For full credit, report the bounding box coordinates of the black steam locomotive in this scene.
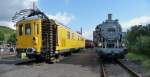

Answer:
[93,14,127,60]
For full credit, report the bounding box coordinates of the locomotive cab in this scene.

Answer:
[16,18,42,59]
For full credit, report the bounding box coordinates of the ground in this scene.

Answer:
[127,52,150,70]
[0,49,99,77]
[0,49,149,77]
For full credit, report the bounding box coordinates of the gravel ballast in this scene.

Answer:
[0,48,149,77]
[0,49,99,77]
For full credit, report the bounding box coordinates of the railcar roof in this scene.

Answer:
[16,16,85,38]
[53,19,84,38]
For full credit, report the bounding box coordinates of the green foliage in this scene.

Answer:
[0,31,5,44]
[126,24,150,70]
[127,53,150,70]
[0,26,15,43]
[126,24,150,56]
[7,33,16,44]
[135,36,150,54]
[0,26,15,34]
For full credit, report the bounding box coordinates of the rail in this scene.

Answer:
[116,59,142,77]
[100,62,107,77]
[100,59,142,77]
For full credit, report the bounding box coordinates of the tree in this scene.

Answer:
[126,24,150,56]
[0,31,4,44]
[135,36,150,55]
[7,33,16,45]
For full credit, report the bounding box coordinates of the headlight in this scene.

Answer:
[55,51,59,54]
[122,43,125,47]
[33,37,37,45]
[33,37,36,40]
[32,48,36,52]
[98,43,102,46]
[26,48,35,54]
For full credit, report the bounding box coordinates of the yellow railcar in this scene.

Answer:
[16,14,85,61]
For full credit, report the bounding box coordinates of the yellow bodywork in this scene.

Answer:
[16,18,42,54]
[56,23,85,52]
[16,18,85,56]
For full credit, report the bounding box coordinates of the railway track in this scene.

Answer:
[100,59,142,77]
[100,63,107,77]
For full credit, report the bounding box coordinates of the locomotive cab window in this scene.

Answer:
[108,28,115,32]
[25,23,31,35]
[18,24,23,36]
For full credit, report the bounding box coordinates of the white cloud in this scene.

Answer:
[0,0,38,29]
[0,21,15,29]
[82,27,94,40]
[48,12,75,25]
[0,0,74,29]
[121,16,150,31]
[84,16,150,39]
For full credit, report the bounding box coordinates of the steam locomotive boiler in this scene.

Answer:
[93,14,127,59]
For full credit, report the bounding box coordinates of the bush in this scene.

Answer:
[135,36,150,55]
[7,33,16,44]
[126,24,150,56]
[0,31,4,44]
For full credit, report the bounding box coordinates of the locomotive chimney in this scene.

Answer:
[108,13,112,20]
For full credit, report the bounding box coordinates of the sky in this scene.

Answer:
[0,0,150,40]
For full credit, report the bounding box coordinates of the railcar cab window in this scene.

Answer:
[37,24,39,34]
[25,23,31,35]
[18,24,23,36]
[34,23,39,35]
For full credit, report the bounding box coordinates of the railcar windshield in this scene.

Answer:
[25,23,31,35]
[18,24,23,36]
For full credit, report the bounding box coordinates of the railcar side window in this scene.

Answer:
[18,24,23,36]
[72,33,74,39]
[34,23,36,34]
[78,36,80,40]
[25,23,31,35]
[37,24,39,34]
[67,31,70,39]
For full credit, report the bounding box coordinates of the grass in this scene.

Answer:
[127,52,150,70]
